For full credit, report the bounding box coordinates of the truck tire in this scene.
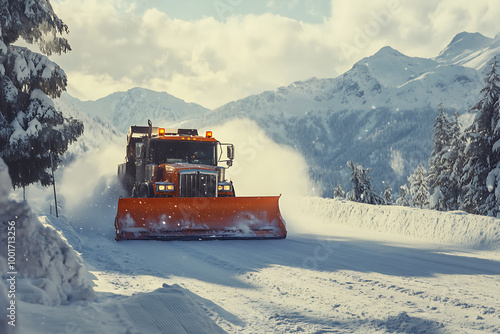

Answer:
[138,183,153,198]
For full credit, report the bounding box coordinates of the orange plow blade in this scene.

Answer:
[115,196,287,241]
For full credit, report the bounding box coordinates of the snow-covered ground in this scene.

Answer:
[11,195,500,334]
[3,120,500,333]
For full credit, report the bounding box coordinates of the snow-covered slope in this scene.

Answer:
[360,46,438,88]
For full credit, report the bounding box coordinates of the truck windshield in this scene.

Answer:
[154,140,217,166]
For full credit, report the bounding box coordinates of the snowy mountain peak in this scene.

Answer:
[357,46,437,87]
[438,32,492,60]
[450,31,491,47]
[118,87,187,106]
[373,46,406,58]
[436,32,499,70]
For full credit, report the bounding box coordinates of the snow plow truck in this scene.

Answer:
[114,121,287,241]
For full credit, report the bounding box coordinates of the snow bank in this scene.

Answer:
[0,158,94,308]
[299,197,500,250]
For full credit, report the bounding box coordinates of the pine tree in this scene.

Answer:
[0,0,83,189]
[408,164,430,209]
[428,104,454,211]
[383,185,393,205]
[346,161,385,205]
[333,184,345,198]
[460,57,500,216]
[447,112,466,210]
[395,184,410,206]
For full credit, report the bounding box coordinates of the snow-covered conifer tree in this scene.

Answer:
[0,0,83,190]
[395,184,410,206]
[428,104,453,211]
[346,161,385,205]
[408,164,430,209]
[447,112,466,211]
[383,185,393,205]
[460,57,500,216]
[333,184,345,198]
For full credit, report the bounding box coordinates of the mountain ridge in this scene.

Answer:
[66,87,210,133]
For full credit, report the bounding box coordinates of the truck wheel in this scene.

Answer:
[138,183,153,198]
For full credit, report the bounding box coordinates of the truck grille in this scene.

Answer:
[179,171,217,197]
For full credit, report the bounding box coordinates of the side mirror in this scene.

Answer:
[227,145,235,160]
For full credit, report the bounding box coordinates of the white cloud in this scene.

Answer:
[429,0,500,39]
[328,0,500,62]
[49,0,500,108]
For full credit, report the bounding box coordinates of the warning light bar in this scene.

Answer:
[159,128,165,135]
[206,131,213,138]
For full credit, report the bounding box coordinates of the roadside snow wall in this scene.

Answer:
[299,197,500,250]
[0,158,94,312]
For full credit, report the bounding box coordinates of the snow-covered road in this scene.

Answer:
[74,224,500,334]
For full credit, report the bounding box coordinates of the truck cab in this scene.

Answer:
[118,122,235,198]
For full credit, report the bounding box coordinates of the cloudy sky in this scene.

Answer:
[47,0,500,109]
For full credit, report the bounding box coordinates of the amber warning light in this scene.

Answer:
[206,131,213,138]
[159,128,165,135]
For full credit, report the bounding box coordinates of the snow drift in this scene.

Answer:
[298,197,500,250]
[0,158,94,308]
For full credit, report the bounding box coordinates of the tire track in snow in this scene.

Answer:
[182,238,500,333]
[320,270,500,333]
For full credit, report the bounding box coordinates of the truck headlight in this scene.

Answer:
[218,183,232,191]
[156,182,175,192]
